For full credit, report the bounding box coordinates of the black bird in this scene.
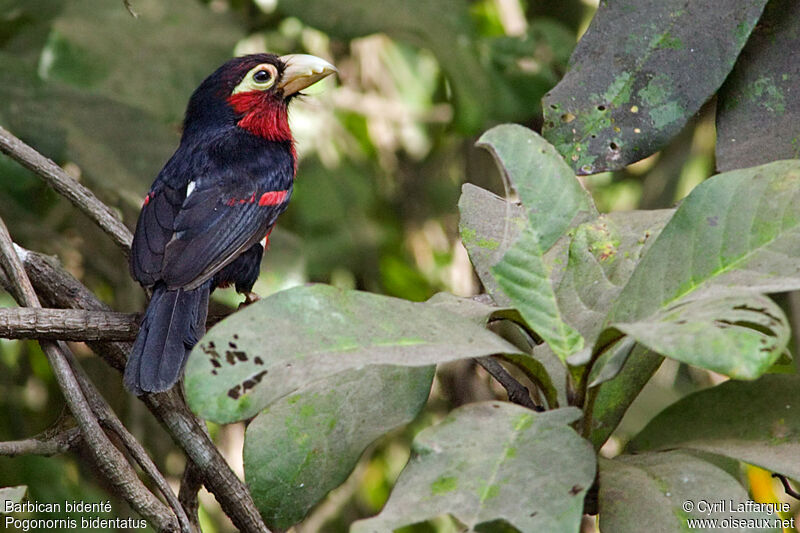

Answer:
[125,53,336,395]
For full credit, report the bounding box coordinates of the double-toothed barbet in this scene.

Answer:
[125,53,336,395]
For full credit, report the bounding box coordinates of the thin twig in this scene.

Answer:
[179,460,204,531]
[123,0,139,17]
[772,473,800,500]
[0,427,82,457]
[0,125,132,254]
[0,308,139,340]
[476,356,542,411]
[1,245,270,532]
[0,217,178,532]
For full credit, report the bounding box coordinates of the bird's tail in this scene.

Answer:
[124,282,209,395]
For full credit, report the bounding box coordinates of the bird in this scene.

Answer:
[124,53,337,395]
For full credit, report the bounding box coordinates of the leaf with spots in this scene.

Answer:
[599,451,778,533]
[244,365,433,530]
[477,124,596,362]
[610,292,789,380]
[588,160,800,446]
[184,284,523,423]
[351,404,595,532]
[543,0,767,174]
[629,375,800,480]
[716,0,800,171]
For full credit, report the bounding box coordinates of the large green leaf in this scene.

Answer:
[184,285,523,423]
[717,0,800,171]
[630,375,800,479]
[599,452,778,533]
[479,124,596,362]
[244,365,433,530]
[43,0,242,124]
[612,292,789,380]
[277,0,520,131]
[543,0,767,174]
[351,404,595,532]
[590,160,800,445]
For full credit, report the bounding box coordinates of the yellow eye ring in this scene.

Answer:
[232,63,279,94]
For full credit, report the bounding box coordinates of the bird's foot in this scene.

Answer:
[239,291,261,308]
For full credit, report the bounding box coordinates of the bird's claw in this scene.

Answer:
[240,291,261,308]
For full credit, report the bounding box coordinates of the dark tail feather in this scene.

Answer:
[124,282,210,395]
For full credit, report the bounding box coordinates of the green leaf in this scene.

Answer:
[556,209,672,360]
[478,124,596,362]
[717,0,800,171]
[43,0,242,123]
[543,0,767,174]
[185,285,523,423]
[351,404,595,533]
[630,374,800,479]
[244,365,433,529]
[276,0,521,131]
[0,485,27,512]
[590,160,800,445]
[599,452,779,533]
[612,292,789,379]
[458,184,528,306]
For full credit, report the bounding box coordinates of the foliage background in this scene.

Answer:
[0,0,796,531]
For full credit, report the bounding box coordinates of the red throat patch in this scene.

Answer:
[227,91,298,176]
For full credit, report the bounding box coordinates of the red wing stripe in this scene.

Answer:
[258,190,289,206]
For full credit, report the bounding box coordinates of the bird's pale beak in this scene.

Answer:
[278,54,337,96]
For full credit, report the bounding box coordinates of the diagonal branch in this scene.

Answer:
[1,245,270,533]
[0,217,178,531]
[475,356,542,411]
[0,125,133,254]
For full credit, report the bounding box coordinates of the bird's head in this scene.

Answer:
[183,53,336,142]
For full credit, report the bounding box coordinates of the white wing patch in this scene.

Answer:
[186,180,196,198]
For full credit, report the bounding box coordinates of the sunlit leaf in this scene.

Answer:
[352,404,595,532]
[543,0,766,174]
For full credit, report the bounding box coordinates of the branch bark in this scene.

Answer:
[0,125,132,254]
[0,427,82,457]
[0,217,178,532]
[1,245,270,533]
[0,307,139,340]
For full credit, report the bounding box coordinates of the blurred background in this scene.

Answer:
[1,0,792,531]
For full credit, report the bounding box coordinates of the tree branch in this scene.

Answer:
[772,473,800,500]
[1,245,270,533]
[0,427,82,457]
[0,125,132,254]
[0,307,139,340]
[0,217,178,531]
[476,356,542,411]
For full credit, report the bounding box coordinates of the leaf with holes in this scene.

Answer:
[610,293,789,379]
[245,365,433,529]
[351,404,595,533]
[589,160,800,445]
[599,452,778,533]
[716,0,800,171]
[543,0,766,174]
[478,124,596,362]
[630,375,800,480]
[184,284,523,423]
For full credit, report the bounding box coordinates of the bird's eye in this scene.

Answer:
[253,70,272,84]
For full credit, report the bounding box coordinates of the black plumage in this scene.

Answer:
[125,53,335,394]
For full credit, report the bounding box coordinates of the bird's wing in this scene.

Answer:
[160,169,291,290]
[130,136,294,290]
